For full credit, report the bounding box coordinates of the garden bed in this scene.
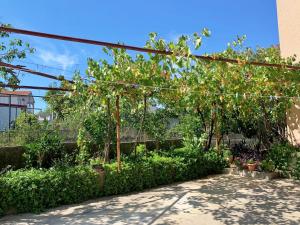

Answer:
[0,148,227,216]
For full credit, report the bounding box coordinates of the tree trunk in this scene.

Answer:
[259,100,272,149]
[205,107,215,151]
[197,106,207,131]
[215,109,221,153]
[216,132,223,153]
[216,101,225,153]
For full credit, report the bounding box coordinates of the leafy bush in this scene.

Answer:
[136,144,147,156]
[23,129,65,168]
[174,114,204,141]
[76,109,116,163]
[0,147,227,216]
[89,157,105,167]
[182,133,208,150]
[260,159,275,172]
[0,166,101,215]
[51,152,77,169]
[103,155,181,195]
[103,149,227,196]
[8,112,42,146]
[143,109,172,149]
[223,148,233,159]
[204,150,228,174]
[292,158,300,180]
[266,143,297,175]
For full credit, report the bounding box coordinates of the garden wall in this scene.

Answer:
[0,139,183,170]
[0,146,24,170]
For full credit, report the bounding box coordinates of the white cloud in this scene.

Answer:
[167,31,190,43]
[169,33,182,43]
[38,49,77,70]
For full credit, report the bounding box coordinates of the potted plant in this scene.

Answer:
[247,159,257,172]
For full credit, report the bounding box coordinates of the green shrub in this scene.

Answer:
[146,154,186,185]
[266,143,297,175]
[0,147,227,216]
[292,159,300,180]
[204,150,228,174]
[103,149,226,196]
[13,112,41,145]
[136,144,147,156]
[260,159,275,172]
[182,133,208,150]
[23,130,65,168]
[0,166,101,215]
[169,147,200,158]
[169,147,227,177]
[103,162,150,195]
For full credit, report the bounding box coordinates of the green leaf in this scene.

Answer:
[202,28,211,37]
[194,37,202,50]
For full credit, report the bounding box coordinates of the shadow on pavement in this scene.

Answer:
[1,175,300,225]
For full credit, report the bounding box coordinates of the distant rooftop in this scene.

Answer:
[0,90,32,96]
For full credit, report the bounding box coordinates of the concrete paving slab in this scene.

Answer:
[1,175,300,225]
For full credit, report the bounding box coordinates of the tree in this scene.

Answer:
[44,83,75,119]
[14,112,41,144]
[60,29,300,168]
[0,23,34,86]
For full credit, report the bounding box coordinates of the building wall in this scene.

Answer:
[0,107,23,131]
[0,94,34,107]
[277,0,300,145]
[0,95,34,131]
[277,0,300,58]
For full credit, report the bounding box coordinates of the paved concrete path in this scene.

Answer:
[1,175,300,225]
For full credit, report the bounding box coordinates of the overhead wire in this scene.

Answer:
[1,52,88,81]
[0,93,67,98]
[0,61,75,83]
[0,84,71,91]
[14,60,76,74]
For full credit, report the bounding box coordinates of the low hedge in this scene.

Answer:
[292,159,300,179]
[0,166,101,215]
[103,156,185,195]
[0,148,227,216]
[103,149,227,195]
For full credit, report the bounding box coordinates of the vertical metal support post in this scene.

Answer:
[8,94,12,142]
[8,94,11,130]
[116,95,121,172]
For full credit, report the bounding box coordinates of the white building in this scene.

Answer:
[0,90,35,131]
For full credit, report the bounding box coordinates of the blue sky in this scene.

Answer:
[0,0,279,110]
